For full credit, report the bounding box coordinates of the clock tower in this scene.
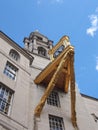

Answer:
[23,30,53,59]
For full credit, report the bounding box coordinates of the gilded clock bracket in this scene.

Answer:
[69,52,77,127]
[34,49,70,117]
[34,37,77,128]
[64,74,70,93]
[48,35,70,61]
[64,57,71,93]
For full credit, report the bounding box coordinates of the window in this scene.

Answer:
[0,83,13,114]
[9,49,20,61]
[47,91,60,107]
[49,115,65,130]
[4,62,18,80]
[38,47,46,56]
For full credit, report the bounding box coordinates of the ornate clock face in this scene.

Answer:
[53,45,65,58]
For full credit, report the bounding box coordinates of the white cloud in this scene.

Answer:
[86,8,98,37]
[91,15,98,26]
[86,26,98,37]
[96,57,98,71]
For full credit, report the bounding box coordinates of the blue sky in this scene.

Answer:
[0,0,98,98]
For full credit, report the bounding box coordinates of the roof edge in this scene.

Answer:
[81,93,98,101]
[0,30,34,64]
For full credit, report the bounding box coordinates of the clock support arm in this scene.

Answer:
[70,52,77,127]
[34,51,69,117]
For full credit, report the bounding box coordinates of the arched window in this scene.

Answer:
[9,49,20,61]
[38,47,46,56]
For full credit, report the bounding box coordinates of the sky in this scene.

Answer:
[0,0,98,98]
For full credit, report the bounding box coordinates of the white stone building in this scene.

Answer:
[0,31,98,130]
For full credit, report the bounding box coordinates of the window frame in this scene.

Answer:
[38,46,47,56]
[3,61,18,80]
[49,114,65,130]
[9,49,20,61]
[47,91,60,107]
[0,83,14,115]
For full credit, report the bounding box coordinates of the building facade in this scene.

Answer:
[0,31,98,130]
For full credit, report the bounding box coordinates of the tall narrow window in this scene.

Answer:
[4,62,18,80]
[38,47,46,56]
[0,83,13,114]
[49,115,65,130]
[47,91,60,107]
[9,49,20,61]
